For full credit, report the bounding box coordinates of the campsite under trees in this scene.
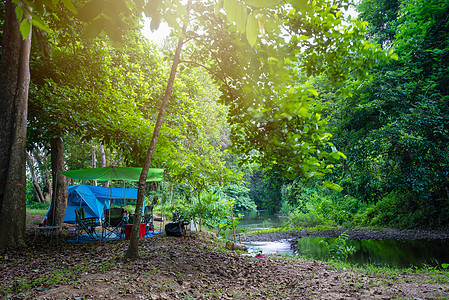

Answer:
[1,0,449,298]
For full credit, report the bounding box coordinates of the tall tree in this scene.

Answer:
[124,0,390,258]
[0,0,32,248]
[0,0,79,247]
[126,0,193,259]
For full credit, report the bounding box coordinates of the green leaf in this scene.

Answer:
[164,12,177,28]
[144,0,159,18]
[83,17,105,38]
[103,20,122,41]
[19,19,32,40]
[60,0,77,14]
[245,11,258,47]
[244,0,281,8]
[293,0,308,11]
[36,0,57,11]
[307,88,319,96]
[235,1,247,33]
[223,0,237,23]
[108,0,129,15]
[21,0,35,9]
[78,0,104,22]
[15,6,23,21]
[215,0,223,15]
[297,107,310,117]
[323,180,343,192]
[337,151,347,159]
[150,14,161,31]
[31,18,50,32]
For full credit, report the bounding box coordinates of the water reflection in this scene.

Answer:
[296,237,449,268]
[238,211,287,230]
[244,240,294,255]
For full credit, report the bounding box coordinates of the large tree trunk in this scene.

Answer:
[125,0,192,259]
[47,137,68,227]
[26,153,45,203]
[0,0,32,248]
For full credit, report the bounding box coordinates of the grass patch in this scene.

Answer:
[244,224,341,235]
[26,208,48,215]
[274,252,449,284]
[326,259,449,283]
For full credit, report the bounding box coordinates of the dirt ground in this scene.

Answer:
[0,215,448,299]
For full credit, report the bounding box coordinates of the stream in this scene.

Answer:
[295,237,449,268]
[239,212,449,268]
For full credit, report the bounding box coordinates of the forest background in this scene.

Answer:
[1,0,448,250]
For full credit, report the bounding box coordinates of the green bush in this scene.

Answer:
[352,191,423,228]
[326,233,356,261]
[169,191,241,234]
[285,182,364,228]
[222,184,257,213]
[26,180,37,205]
[287,209,325,228]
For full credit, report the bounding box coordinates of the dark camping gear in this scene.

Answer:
[165,222,185,237]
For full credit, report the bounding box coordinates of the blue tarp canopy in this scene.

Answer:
[47,185,144,224]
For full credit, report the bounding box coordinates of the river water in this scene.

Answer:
[240,212,449,268]
[295,237,449,268]
[238,211,287,230]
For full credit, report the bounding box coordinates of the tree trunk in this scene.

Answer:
[0,0,32,248]
[26,153,45,203]
[92,145,97,186]
[125,0,192,259]
[99,142,108,187]
[33,150,51,203]
[47,137,68,227]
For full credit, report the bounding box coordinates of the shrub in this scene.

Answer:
[287,208,325,228]
[326,233,356,261]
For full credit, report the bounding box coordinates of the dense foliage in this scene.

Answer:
[326,0,449,228]
[4,0,447,248]
[244,0,449,230]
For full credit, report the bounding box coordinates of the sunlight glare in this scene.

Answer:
[142,16,171,44]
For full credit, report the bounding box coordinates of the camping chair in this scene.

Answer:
[75,208,101,241]
[142,205,154,232]
[102,207,125,239]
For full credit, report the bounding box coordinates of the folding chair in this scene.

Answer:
[102,207,125,240]
[143,205,154,232]
[75,208,101,241]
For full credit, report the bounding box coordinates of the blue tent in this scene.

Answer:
[47,185,144,224]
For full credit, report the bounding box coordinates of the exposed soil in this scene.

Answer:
[0,215,448,299]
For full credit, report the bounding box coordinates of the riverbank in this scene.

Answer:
[240,226,449,242]
[0,215,448,299]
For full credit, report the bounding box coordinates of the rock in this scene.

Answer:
[226,241,248,251]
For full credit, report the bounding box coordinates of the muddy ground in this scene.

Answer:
[0,215,448,299]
